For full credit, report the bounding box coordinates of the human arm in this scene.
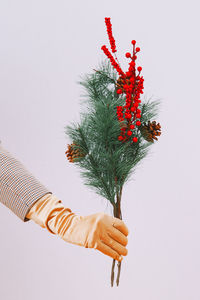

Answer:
[0,142,129,261]
[0,142,51,221]
[26,193,129,261]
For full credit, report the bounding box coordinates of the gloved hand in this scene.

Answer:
[26,193,129,262]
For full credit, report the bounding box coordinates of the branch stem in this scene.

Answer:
[110,182,123,287]
[78,127,115,204]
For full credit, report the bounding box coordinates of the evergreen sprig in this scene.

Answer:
[64,15,162,287]
[65,59,161,205]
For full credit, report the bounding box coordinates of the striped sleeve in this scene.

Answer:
[0,142,52,222]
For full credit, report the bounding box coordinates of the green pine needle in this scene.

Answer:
[64,59,161,205]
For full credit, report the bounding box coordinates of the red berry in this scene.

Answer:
[118,136,124,141]
[132,137,138,143]
[136,109,141,113]
[131,106,136,112]
[130,124,135,129]
[127,130,132,136]
[131,40,136,45]
[126,71,131,77]
[137,66,142,72]
[117,89,123,94]
[136,121,141,126]
[123,84,129,90]
[136,47,140,52]
[136,113,141,118]
[125,52,131,58]
[129,61,135,66]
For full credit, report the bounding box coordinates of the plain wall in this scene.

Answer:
[0,0,199,299]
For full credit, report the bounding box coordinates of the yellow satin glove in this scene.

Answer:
[26,193,129,262]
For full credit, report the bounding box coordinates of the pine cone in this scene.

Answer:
[116,76,131,92]
[65,142,86,163]
[140,120,161,142]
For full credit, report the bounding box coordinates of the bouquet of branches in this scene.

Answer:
[65,17,162,287]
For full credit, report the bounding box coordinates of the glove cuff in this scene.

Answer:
[26,193,73,234]
[47,208,76,236]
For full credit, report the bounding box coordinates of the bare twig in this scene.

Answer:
[111,259,116,287]
[116,260,122,286]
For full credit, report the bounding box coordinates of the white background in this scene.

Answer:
[0,0,199,299]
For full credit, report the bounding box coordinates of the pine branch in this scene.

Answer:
[64,15,163,287]
[65,60,161,205]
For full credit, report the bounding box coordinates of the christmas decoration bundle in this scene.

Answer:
[65,17,162,287]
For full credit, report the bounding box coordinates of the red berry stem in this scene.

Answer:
[101,45,125,78]
[105,17,117,53]
[101,18,145,143]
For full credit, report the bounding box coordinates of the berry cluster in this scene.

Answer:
[101,17,144,144]
[105,17,117,53]
[101,45,124,76]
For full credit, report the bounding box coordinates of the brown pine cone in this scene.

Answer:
[65,142,86,163]
[140,120,161,142]
[116,76,131,93]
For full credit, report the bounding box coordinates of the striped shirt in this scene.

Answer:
[0,141,52,222]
